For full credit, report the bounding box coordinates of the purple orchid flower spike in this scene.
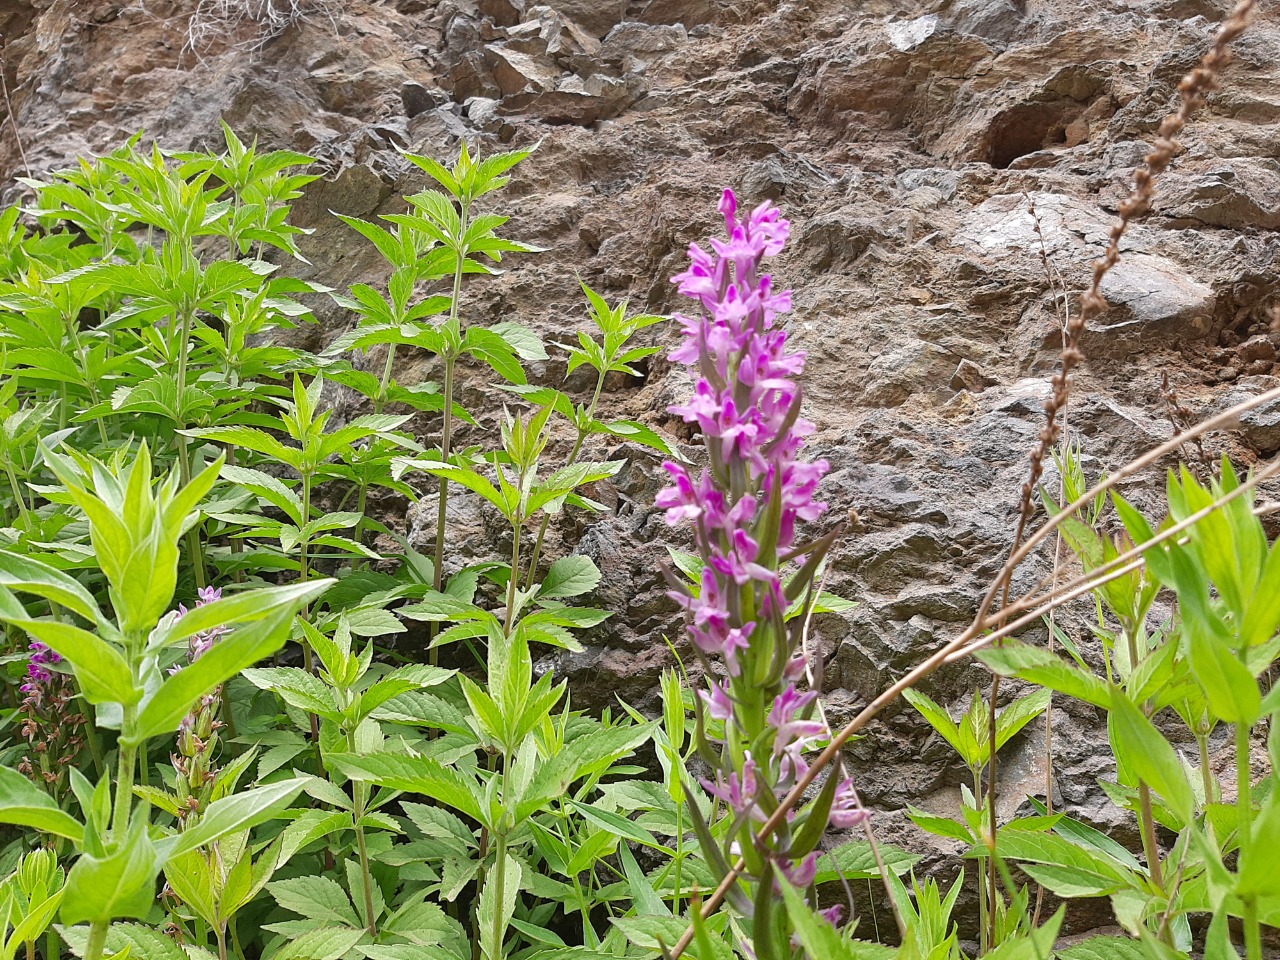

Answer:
[659,189,863,947]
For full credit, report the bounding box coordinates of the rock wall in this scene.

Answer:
[3,0,1280,934]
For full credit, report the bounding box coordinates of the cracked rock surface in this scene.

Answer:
[2,0,1279,934]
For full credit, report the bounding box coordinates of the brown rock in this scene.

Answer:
[483,45,562,97]
[538,0,627,38]
[1239,335,1277,365]
[949,359,998,393]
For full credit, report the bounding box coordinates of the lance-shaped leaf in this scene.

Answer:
[0,603,138,706]
[0,767,85,843]
[979,640,1110,710]
[242,667,341,722]
[0,548,104,624]
[148,580,334,653]
[327,752,485,825]
[128,579,334,743]
[219,464,304,525]
[157,777,312,861]
[1107,688,1195,824]
[184,425,299,470]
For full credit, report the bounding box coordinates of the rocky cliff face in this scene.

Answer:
[2,0,1279,933]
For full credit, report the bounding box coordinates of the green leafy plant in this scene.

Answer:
[0,849,64,960]
[0,442,328,960]
[902,686,1048,951]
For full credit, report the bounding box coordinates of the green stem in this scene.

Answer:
[230,918,247,960]
[219,686,239,745]
[985,677,1001,952]
[226,445,245,584]
[175,306,194,402]
[1244,898,1262,960]
[215,926,228,960]
[1197,732,1215,806]
[83,921,108,960]
[490,831,509,960]
[429,195,470,665]
[974,766,988,955]
[112,702,139,838]
[300,471,312,596]
[176,434,207,590]
[353,483,368,557]
[4,460,31,530]
[429,354,457,669]
[347,728,378,936]
[298,470,322,760]
[1237,722,1253,842]
[523,373,602,591]
[504,519,522,636]
[82,703,105,778]
[672,800,684,916]
[1121,624,1167,908]
[1137,781,1166,892]
[376,345,396,414]
[63,311,108,447]
[1237,722,1261,960]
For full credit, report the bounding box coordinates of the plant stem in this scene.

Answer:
[226,445,245,584]
[1238,723,1260,960]
[672,801,684,916]
[4,460,31,530]
[429,353,457,669]
[113,705,138,838]
[974,766,989,955]
[1123,624,1166,900]
[299,471,312,596]
[63,311,109,447]
[523,374,602,591]
[1244,899,1262,960]
[230,918,247,960]
[376,345,396,415]
[298,470,322,757]
[1136,781,1165,891]
[429,195,470,666]
[353,482,368,555]
[984,678,1000,951]
[1197,732,1215,806]
[504,520,522,636]
[347,728,378,936]
[490,831,509,960]
[176,434,207,589]
[84,921,108,960]
[215,927,228,960]
[82,704,105,778]
[354,805,378,934]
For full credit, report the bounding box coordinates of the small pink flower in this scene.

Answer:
[699,680,734,722]
[779,853,818,888]
[829,779,873,830]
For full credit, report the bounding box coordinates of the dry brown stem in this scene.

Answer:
[0,36,31,179]
[1161,371,1215,477]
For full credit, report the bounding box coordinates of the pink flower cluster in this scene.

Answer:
[21,641,62,696]
[659,191,867,918]
[658,192,829,673]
